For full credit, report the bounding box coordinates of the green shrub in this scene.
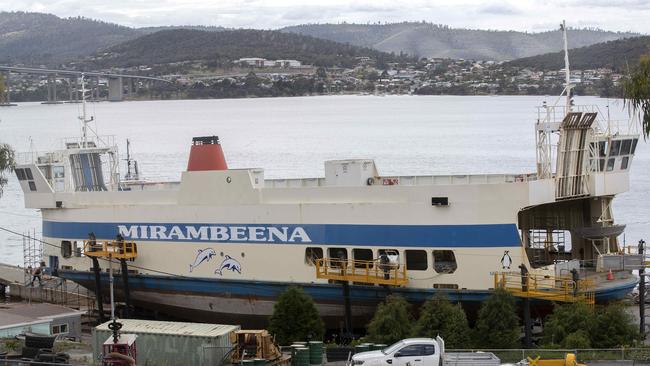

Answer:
[474,289,520,348]
[268,286,325,345]
[543,302,595,347]
[591,303,640,348]
[413,294,472,348]
[367,294,414,344]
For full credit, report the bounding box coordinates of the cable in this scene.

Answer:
[0,225,188,278]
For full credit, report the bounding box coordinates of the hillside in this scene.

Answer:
[506,36,650,71]
[281,22,640,61]
[0,12,141,64]
[89,28,407,68]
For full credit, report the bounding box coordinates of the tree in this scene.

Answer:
[268,286,324,345]
[542,302,595,348]
[624,54,650,138]
[413,294,472,348]
[474,289,520,349]
[0,143,14,197]
[543,302,639,348]
[367,295,414,344]
[591,304,639,348]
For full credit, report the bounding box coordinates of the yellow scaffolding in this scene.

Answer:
[494,272,595,306]
[315,258,408,286]
[83,240,138,260]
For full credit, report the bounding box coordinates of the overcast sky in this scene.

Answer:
[4,0,649,33]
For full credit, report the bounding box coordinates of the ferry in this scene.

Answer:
[13,27,643,327]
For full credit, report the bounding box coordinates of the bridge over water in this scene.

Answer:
[0,66,172,105]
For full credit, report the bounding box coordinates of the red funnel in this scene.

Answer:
[187,136,228,171]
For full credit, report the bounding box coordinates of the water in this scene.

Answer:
[0,95,648,265]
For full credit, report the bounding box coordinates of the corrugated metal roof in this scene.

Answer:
[95,319,238,338]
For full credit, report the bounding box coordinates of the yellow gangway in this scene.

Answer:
[494,272,595,306]
[83,240,138,260]
[315,258,408,286]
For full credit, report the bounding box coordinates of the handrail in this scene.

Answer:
[83,240,138,260]
[494,272,595,305]
[315,258,408,286]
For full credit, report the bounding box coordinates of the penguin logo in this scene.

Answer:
[501,250,512,269]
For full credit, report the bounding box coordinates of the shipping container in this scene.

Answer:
[92,319,239,366]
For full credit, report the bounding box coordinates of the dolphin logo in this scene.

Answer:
[189,248,217,272]
[215,255,242,276]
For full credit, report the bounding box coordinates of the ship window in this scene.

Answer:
[606,158,616,171]
[406,250,428,271]
[598,141,607,157]
[61,241,72,258]
[15,168,26,181]
[74,241,84,257]
[599,159,606,172]
[28,181,37,191]
[353,249,374,268]
[621,139,632,155]
[621,156,630,170]
[378,249,400,267]
[631,138,639,154]
[25,168,33,180]
[53,166,65,179]
[433,250,457,274]
[305,247,323,266]
[609,140,621,156]
[328,248,348,268]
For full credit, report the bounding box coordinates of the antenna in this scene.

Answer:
[561,20,572,113]
[78,73,94,148]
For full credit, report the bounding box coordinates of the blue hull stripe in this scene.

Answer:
[43,221,521,247]
[60,271,635,303]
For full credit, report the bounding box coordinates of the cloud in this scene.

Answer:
[2,0,649,33]
[478,3,523,15]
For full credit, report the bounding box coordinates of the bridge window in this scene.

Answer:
[598,141,607,157]
[621,139,632,155]
[353,249,373,268]
[621,156,630,170]
[406,250,428,271]
[609,140,621,156]
[53,166,65,179]
[328,248,348,268]
[28,181,37,191]
[305,247,323,266]
[632,138,639,154]
[606,158,616,171]
[25,168,33,180]
[61,241,72,258]
[433,250,457,274]
[15,168,26,181]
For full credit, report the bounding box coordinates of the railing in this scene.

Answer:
[315,258,408,286]
[83,240,138,260]
[494,272,595,305]
[265,173,538,188]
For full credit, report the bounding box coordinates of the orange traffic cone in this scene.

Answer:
[607,269,614,280]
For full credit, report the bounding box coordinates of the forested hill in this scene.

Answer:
[507,36,650,71]
[89,29,407,68]
[0,12,140,64]
[281,22,640,61]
